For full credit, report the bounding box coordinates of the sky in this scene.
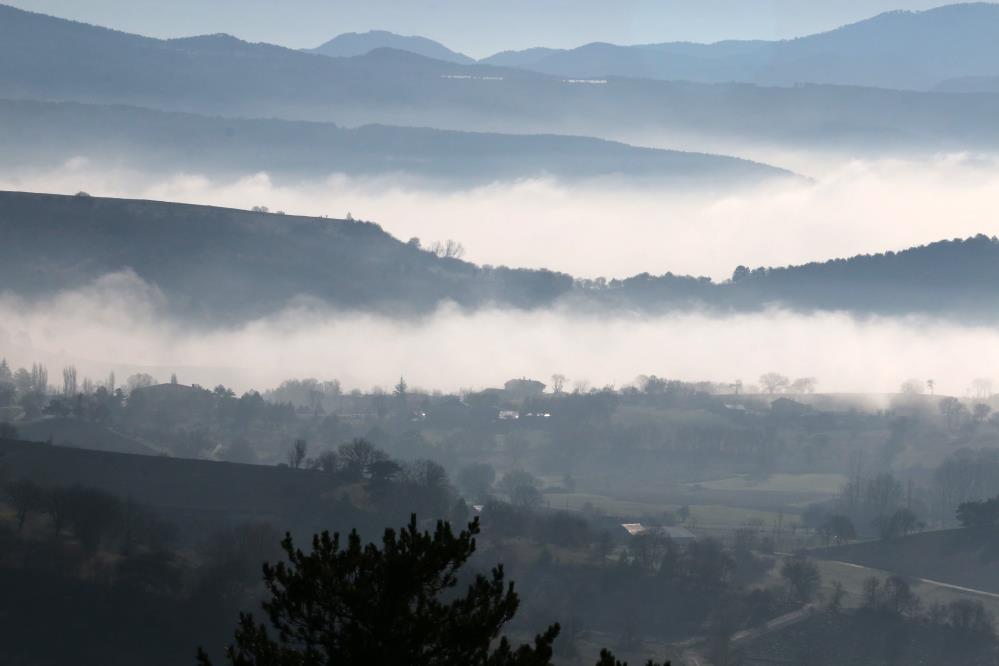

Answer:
[5,0,958,58]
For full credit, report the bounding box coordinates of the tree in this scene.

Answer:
[957,496,999,527]
[876,508,920,539]
[550,374,566,395]
[973,403,993,422]
[429,239,465,259]
[287,439,308,469]
[499,470,543,509]
[313,450,339,475]
[939,397,968,431]
[457,463,496,501]
[4,479,44,532]
[127,373,157,393]
[197,515,667,666]
[337,438,387,480]
[65,486,122,554]
[790,377,818,395]
[781,555,821,604]
[819,515,856,545]
[970,378,993,400]
[759,373,790,395]
[62,365,78,397]
[394,376,408,400]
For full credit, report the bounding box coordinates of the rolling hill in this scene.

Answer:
[3,191,999,321]
[0,98,792,186]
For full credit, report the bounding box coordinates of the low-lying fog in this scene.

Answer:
[3,151,999,280]
[2,271,998,397]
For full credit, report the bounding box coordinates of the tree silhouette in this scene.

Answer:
[199,515,665,666]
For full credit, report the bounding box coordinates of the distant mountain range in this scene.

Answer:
[3,191,998,321]
[310,30,474,64]
[479,4,999,91]
[309,5,999,92]
[2,3,999,155]
[0,98,792,186]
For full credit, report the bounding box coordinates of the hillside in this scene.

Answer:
[482,4,999,91]
[15,417,157,456]
[0,98,791,186]
[311,30,473,64]
[813,527,999,593]
[0,437,327,517]
[0,190,574,319]
[3,191,999,321]
[3,4,999,152]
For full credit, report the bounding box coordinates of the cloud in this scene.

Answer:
[2,273,998,397]
[3,152,999,282]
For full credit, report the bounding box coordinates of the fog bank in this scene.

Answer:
[1,272,998,397]
[3,153,999,281]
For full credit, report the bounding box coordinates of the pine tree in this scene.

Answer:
[198,515,666,666]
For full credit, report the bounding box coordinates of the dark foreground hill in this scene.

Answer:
[3,190,999,320]
[0,98,790,186]
[4,4,999,152]
[0,437,331,526]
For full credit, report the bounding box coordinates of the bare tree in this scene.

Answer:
[759,373,790,395]
[62,366,78,397]
[429,239,465,259]
[550,374,566,395]
[971,378,994,400]
[790,377,818,395]
[287,439,308,469]
[31,363,48,393]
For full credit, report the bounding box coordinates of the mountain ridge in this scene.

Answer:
[480,2,999,91]
[3,3,999,153]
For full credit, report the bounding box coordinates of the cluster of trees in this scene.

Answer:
[833,472,925,539]
[758,373,818,396]
[861,575,995,639]
[956,496,999,527]
[1,477,176,557]
[934,449,999,527]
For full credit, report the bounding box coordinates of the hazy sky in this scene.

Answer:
[6,0,958,57]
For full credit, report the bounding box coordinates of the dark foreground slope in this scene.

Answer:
[4,4,999,151]
[0,437,330,523]
[3,191,999,320]
[0,98,791,185]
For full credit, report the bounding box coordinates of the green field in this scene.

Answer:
[543,492,798,530]
[813,559,999,618]
[694,473,848,495]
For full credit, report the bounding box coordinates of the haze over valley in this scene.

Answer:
[4,3,999,665]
